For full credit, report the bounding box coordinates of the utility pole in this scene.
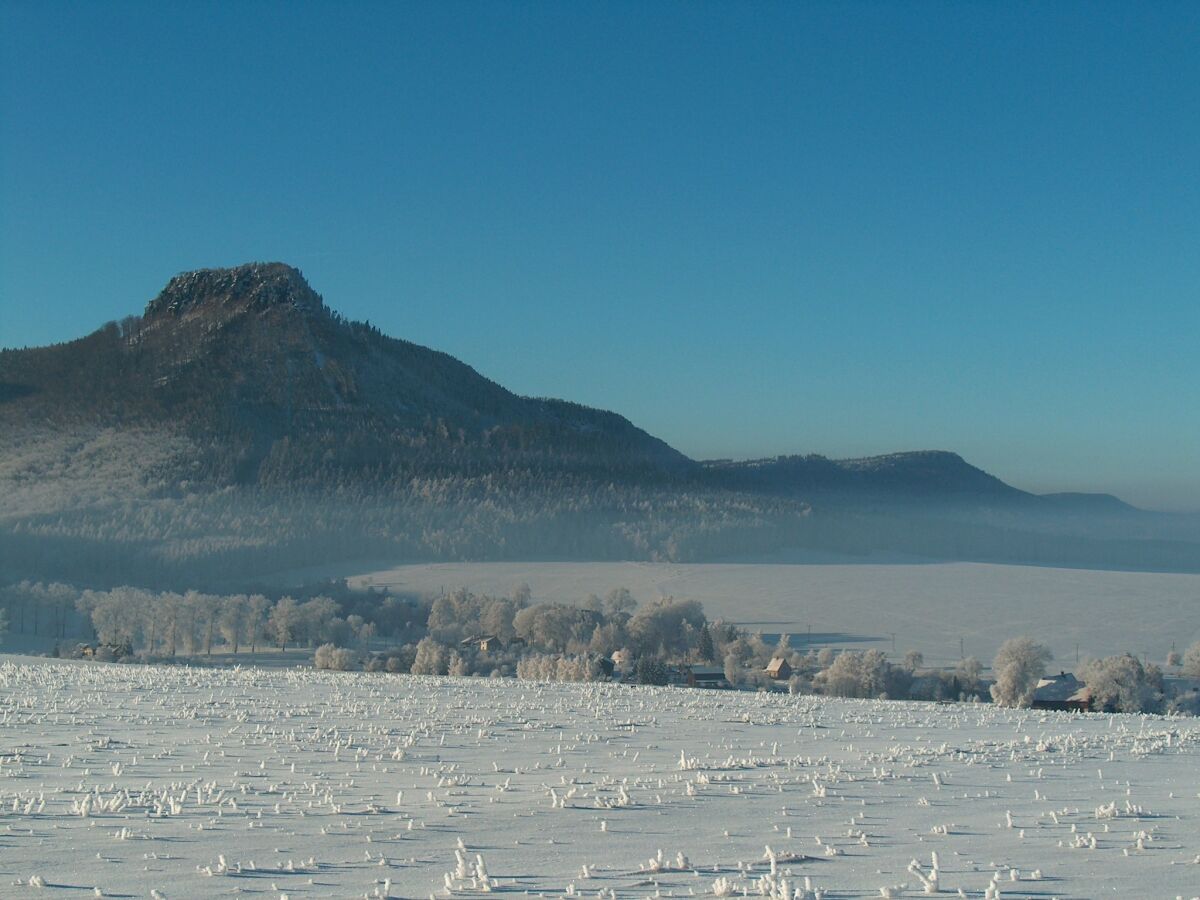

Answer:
[959,637,964,660]
[889,632,896,654]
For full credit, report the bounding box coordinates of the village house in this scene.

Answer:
[764,657,793,681]
[1032,672,1092,711]
[610,648,635,676]
[460,635,505,653]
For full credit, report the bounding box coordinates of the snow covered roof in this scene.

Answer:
[1034,672,1089,704]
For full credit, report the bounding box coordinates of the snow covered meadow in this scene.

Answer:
[1,658,1198,898]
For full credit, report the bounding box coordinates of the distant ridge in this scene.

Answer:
[699,451,1119,512]
[1038,492,1137,513]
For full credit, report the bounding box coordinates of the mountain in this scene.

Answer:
[1,262,1196,585]
[1,263,688,488]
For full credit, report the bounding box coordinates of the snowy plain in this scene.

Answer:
[350,561,1200,667]
[1,657,1198,899]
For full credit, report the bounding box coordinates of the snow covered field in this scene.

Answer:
[2,658,1198,899]
[351,561,1200,667]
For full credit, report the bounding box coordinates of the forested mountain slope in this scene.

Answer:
[1,263,688,487]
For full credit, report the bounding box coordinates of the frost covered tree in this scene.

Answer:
[723,652,741,687]
[815,649,909,699]
[514,603,600,652]
[955,656,983,693]
[1080,654,1162,713]
[217,595,245,653]
[245,594,270,652]
[480,597,520,641]
[298,596,339,647]
[581,593,604,613]
[1182,641,1200,678]
[313,643,357,671]
[159,592,183,656]
[603,587,637,617]
[627,597,706,655]
[448,650,470,676]
[410,636,448,675]
[989,637,1052,707]
[269,596,300,650]
[194,592,222,654]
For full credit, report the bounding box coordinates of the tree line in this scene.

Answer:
[4,578,1197,716]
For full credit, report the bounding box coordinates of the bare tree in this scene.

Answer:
[245,594,270,652]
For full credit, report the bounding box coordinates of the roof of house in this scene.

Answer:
[689,666,726,678]
[765,657,791,674]
[1034,672,1090,704]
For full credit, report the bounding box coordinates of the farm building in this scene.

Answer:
[460,635,505,653]
[686,665,730,689]
[610,648,635,676]
[764,657,793,680]
[1032,672,1092,711]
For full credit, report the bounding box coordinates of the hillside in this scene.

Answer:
[1,262,1197,585]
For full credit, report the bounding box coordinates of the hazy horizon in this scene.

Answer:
[3,3,1198,510]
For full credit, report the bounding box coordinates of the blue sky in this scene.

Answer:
[2,2,1198,509]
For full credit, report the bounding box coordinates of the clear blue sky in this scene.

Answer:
[2,2,1198,509]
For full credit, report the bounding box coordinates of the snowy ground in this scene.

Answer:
[1,657,1198,899]
[350,561,1200,667]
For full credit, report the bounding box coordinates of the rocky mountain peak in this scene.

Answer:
[144,262,325,320]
